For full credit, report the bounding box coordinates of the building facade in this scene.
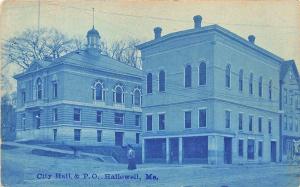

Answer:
[138,15,282,164]
[280,60,300,161]
[14,27,143,146]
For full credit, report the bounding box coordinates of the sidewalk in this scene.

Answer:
[2,141,117,163]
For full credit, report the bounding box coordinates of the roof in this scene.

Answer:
[14,50,143,79]
[87,26,100,37]
[137,24,283,63]
[280,60,300,82]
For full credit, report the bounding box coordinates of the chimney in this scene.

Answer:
[154,27,162,39]
[248,35,255,44]
[193,15,202,29]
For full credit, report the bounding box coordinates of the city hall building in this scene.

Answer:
[14,26,143,146]
[138,16,283,164]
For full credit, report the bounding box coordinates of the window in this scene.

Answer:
[115,86,124,104]
[147,73,152,94]
[185,65,192,88]
[249,73,253,95]
[185,111,192,129]
[53,81,58,98]
[283,89,287,104]
[258,76,263,97]
[136,133,140,144]
[225,111,230,128]
[247,139,255,160]
[133,89,141,106]
[258,117,262,133]
[21,91,26,104]
[239,69,243,92]
[284,115,287,130]
[296,120,299,132]
[53,108,58,122]
[53,129,57,141]
[249,116,253,131]
[114,113,124,125]
[159,70,165,92]
[96,111,102,123]
[225,64,231,88]
[97,130,102,142]
[289,92,293,105]
[73,108,81,121]
[95,82,103,101]
[239,140,243,157]
[239,113,243,130]
[268,80,272,100]
[21,114,26,130]
[159,113,165,130]
[199,109,207,127]
[289,117,293,131]
[146,115,152,131]
[74,129,81,141]
[36,78,42,100]
[258,141,263,157]
[268,120,272,134]
[199,62,206,85]
[135,115,141,126]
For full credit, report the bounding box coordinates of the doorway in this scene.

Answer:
[271,141,276,162]
[115,132,124,146]
[169,138,179,163]
[224,137,232,164]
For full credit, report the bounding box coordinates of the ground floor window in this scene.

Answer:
[136,133,140,144]
[97,130,102,142]
[145,139,166,160]
[53,129,57,141]
[238,139,243,157]
[183,136,208,163]
[74,129,81,141]
[258,141,263,157]
[114,113,124,125]
[247,139,255,160]
[115,132,124,146]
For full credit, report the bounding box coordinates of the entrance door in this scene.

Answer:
[271,141,276,162]
[115,132,124,146]
[169,138,179,163]
[224,137,232,164]
[34,111,41,129]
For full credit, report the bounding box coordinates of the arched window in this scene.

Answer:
[258,76,263,97]
[115,86,123,104]
[225,64,231,88]
[95,83,103,101]
[133,88,141,106]
[199,62,206,85]
[147,73,152,94]
[159,70,165,92]
[268,80,272,100]
[249,73,253,95]
[36,78,42,100]
[239,69,243,92]
[185,65,192,88]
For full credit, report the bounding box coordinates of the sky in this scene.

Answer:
[0,0,299,95]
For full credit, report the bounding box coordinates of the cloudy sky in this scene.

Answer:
[1,0,299,93]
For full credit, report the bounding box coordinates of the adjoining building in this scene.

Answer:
[280,60,300,161]
[137,15,282,164]
[14,26,143,146]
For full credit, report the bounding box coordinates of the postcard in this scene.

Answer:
[1,0,300,186]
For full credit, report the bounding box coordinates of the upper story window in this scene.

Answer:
[36,78,42,100]
[284,115,287,130]
[21,90,26,105]
[239,69,243,92]
[199,62,206,85]
[239,113,243,130]
[268,119,272,134]
[268,80,272,100]
[225,64,231,88]
[258,76,263,97]
[74,129,81,141]
[52,81,58,99]
[114,113,124,125]
[258,117,262,133]
[96,111,102,123]
[53,108,58,122]
[135,115,141,126]
[146,73,153,94]
[185,111,192,129]
[133,88,142,107]
[146,115,152,131]
[199,109,207,127]
[225,110,230,128]
[159,70,165,92]
[289,91,293,105]
[73,108,81,122]
[249,73,253,95]
[113,85,124,104]
[249,115,253,131]
[159,113,165,130]
[289,117,293,131]
[185,65,192,88]
[283,89,287,104]
[95,82,104,101]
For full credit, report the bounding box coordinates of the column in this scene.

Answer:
[166,138,170,163]
[142,138,145,163]
[179,137,183,164]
